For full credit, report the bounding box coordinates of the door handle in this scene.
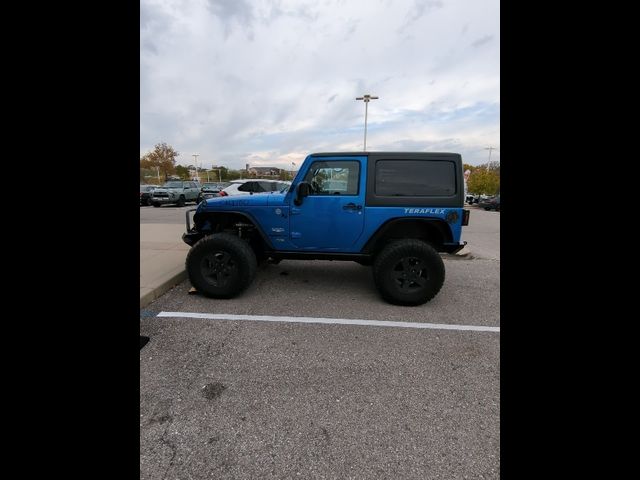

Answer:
[342,203,362,211]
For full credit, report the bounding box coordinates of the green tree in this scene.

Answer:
[175,165,190,180]
[467,166,500,195]
[140,143,179,181]
[225,169,245,181]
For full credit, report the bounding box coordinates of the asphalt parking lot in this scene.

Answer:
[140,205,500,479]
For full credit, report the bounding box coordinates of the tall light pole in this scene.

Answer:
[192,153,199,182]
[356,94,379,151]
[484,146,496,169]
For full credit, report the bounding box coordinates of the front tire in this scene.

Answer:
[186,233,257,298]
[373,239,445,306]
[152,202,161,207]
[176,196,186,207]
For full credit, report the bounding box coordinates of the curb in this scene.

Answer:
[140,270,188,308]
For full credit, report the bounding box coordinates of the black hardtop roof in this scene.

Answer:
[310,152,461,159]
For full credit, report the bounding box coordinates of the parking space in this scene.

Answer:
[140,206,499,479]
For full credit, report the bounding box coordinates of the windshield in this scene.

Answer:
[162,181,183,188]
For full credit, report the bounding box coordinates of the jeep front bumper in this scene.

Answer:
[183,208,203,246]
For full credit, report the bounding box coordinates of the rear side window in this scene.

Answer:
[375,160,456,196]
[237,182,255,192]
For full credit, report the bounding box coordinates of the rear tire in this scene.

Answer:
[186,233,257,298]
[373,239,445,306]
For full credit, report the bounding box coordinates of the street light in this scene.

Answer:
[484,146,497,171]
[356,94,379,151]
[484,146,495,162]
[192,153,199,182]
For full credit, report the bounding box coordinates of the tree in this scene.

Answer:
[467,166,500,195]
[175,165,190,180]
[225,169,244,181]
[140,143,179,181]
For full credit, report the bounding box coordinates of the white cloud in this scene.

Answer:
[141,0,499,168]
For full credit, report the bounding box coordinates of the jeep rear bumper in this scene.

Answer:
[441,241,467,254]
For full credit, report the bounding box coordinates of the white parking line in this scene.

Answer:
[157,311,500,332]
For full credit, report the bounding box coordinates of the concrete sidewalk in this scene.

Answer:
[140,223,190,308]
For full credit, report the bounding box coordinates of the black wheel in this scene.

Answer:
[152,202,161,207]
[373,239,445,306]
[186,233,257,298]
[196,194,203,204]
[176,196,186,207]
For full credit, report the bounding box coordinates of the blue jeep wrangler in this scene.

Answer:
[183,152,469,305]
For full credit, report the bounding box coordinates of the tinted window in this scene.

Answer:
[375,160,456,196]
[303,161,360,195]
[237,182,255,192]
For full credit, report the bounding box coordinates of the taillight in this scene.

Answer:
[219,191,228,196]
[462,209,470,226]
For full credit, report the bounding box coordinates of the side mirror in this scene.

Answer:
[294,181,311,206]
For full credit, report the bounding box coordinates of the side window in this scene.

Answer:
[237,182,254,192]
[375,160,456,196]
[303,161,360,195]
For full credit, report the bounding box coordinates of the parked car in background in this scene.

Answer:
[478,195,500,211]
[140,185,157,206]
[151,180,201,207]
[465,193,479,205]
[217,179,290,197]
[198,182,231,202]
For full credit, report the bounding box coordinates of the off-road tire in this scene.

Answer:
[186,233,258,298]
[373,239,445,306]
[176,196,186,207]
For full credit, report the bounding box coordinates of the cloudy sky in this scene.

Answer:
[140,0,499,170]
